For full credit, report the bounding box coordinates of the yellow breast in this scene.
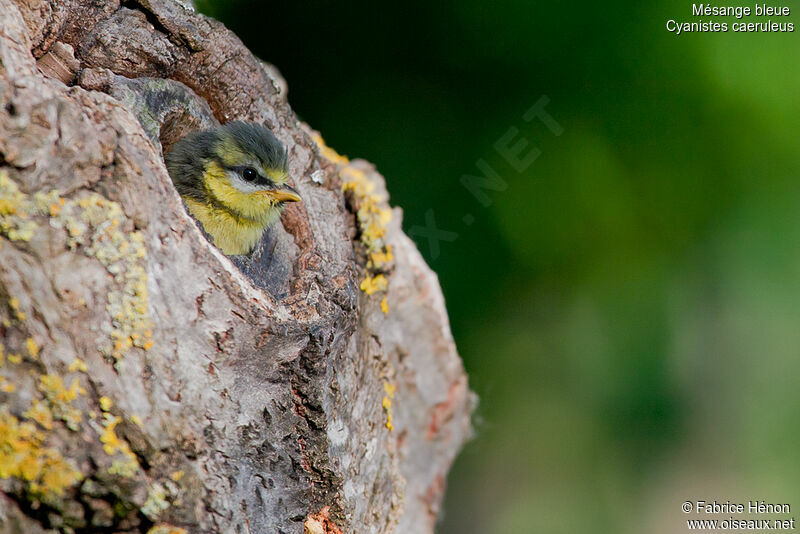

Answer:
[184,198,269,255]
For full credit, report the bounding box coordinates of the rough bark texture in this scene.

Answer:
[0,1,474,533]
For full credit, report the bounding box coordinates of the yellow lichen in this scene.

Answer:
[108,457,139,478]
[311,140,394,307]
[382,381,396,432]
[368,246,394,270]
[38,374,85,431]
[380,296,389,314]
[169,469,184,482]
[23,400,54,430]
[0,172,38,242]
[68,358,88,373]
[339,165,394,306]
[75,195,153,360]
[99,396,113,412]
[99,414,124,454]
[7,353,22,365]
[99,413,139,477]
[0,173,153,362]
[141,482,170,520]
[0,408,82,497]
[25,337,39,359]
[0,376,15,393]
[360,274,387,295]
[130,414,143,427]
[39,374,84,404]
[8,297,26,322]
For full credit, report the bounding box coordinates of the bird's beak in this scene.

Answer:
[258,185,301,203]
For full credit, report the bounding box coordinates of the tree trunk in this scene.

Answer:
[0,1,474,532]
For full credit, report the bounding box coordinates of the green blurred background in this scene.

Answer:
[197,1,800,532]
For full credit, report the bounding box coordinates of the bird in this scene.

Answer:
[165,121,301,255]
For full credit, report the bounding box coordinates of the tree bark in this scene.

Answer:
[0,1,474,533]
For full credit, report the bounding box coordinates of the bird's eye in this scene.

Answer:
[242,168,258,182]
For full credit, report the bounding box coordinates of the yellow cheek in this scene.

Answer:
[205,162,274,221]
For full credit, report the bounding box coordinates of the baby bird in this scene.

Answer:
[165,121,300,255]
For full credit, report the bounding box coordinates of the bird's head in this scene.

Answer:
[199,122,300,219]
[165,121,302,254]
